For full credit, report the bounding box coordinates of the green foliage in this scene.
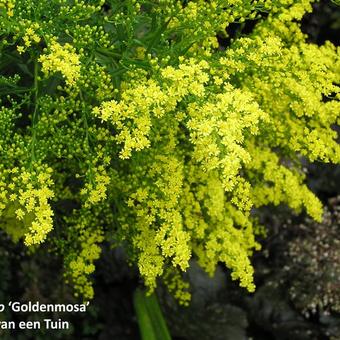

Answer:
[0,0,339,303]
[134,289,171,340]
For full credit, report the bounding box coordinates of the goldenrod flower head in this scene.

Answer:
[0,0,15,17]
[38,40,81,86]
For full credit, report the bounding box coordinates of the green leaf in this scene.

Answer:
[133,289,172,340]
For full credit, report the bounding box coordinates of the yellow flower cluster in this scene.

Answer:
[197,215,256,292]
[17,22,40,54]
[127,153,191,291]
[38,40,81,87]
[92,59,210,159]
[93,78,166,159]
[187,83,268,194]
[0,166,54,246]
[81,154,111,208]
[66,209,104,300]
[160,58,210,98]
[116,117,260,297]
[181,165,260,293]
[220,20,340,164]
[165,0,290,56]
[1,0,339,304]
[163,268,191,306]
[246,145,323,222]
[0,0,14,17]
[92,28,338,296]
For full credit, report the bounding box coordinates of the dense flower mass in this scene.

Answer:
[38,40,81,87]
[0,0,339,302]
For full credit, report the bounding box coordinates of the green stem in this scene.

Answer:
[133,288,172,340]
